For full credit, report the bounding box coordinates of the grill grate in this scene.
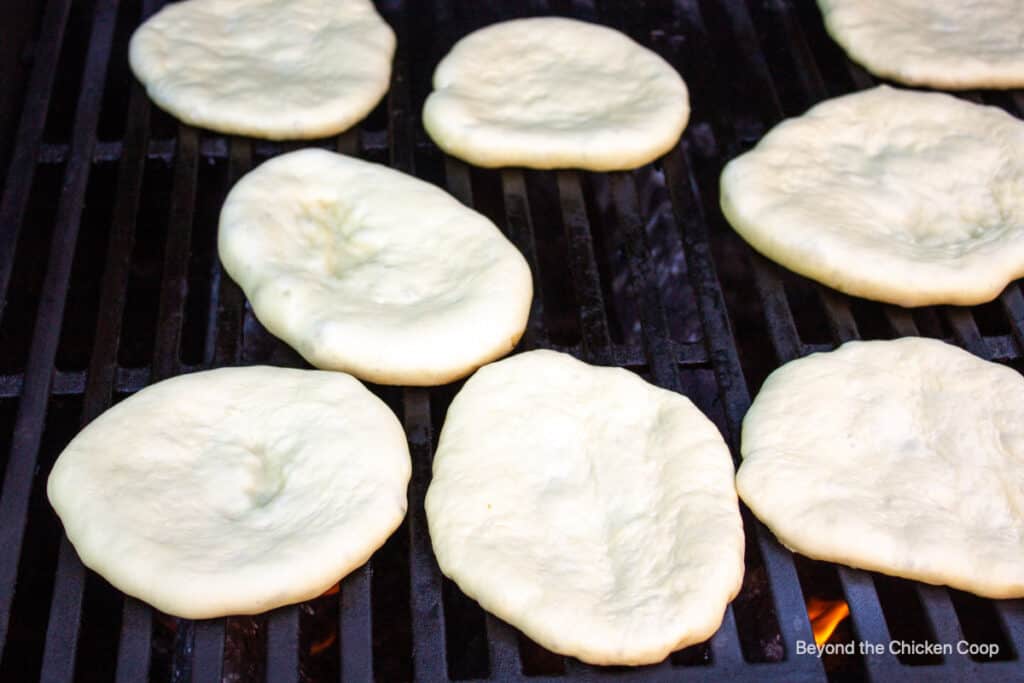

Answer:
[1,0,1023,681]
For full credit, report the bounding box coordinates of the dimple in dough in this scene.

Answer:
[720,86,1024,307]
[737,337,1024,599]
[422,17,690,170]
[817,0,1024,89]
[128,0,395,139]
[47,366,411,619]
[217,149,533,386]
[425,350,745,666]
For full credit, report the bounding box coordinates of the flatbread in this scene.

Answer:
[129,0,395,139]
[720,86,1024,307]
[817,0,1024,89]
[218,149,532,385]
[425,350,744,665]
[737,338,1024,599]
[47,366,411,619]
[422,17,690,170]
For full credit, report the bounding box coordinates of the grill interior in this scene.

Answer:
[2,0,1024,681]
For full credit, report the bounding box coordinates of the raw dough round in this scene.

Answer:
[422,17,690,170]
[129,0,395,139]
[47,366,411,618]
[218,149,532,385]
[425,350,744,665]
[737,338,1024,599]
[817,0,1024,89]
[720,86,1024,307]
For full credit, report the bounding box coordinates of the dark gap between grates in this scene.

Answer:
[371,519,412,682]
[912,308,948,340]
[972,299,1013,338]
[737,0,810,118]
[0,394,82,682]
[178,154,226,366]
[95,0,140,143]
[682,367,729,437]
[222,616,267,683]
[671,640,711,668]
[577,174,630,346]
[792,556,864,680]
[40,0,91,146]
[441,577,489,681]
[849,298,894,342]
[787,0,857,97]
[74,571,123,683]
[729,504,784,664]
[0,398,17,485]
[148,101,178,142]
[117,156,171,368]
[55,159,117,372]
[518,631,564,677]
[365,380,412,683]
[872,575,942,665]
[782,273,833,346]
[0,161,64,374]
[298,591,341,682]
[468,168,510,242]
[524,170,581,347]
[149,614,176,682]
[1001,356,1024,375]
[948,590,1014,662]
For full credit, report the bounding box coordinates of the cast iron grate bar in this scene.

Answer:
[405,387,448,680]
[557,171,614,357]
[190,619,225,683]
[340,563,374,682]
[266,606,300,683]
[500,169,548,349]
[211,139,251,368]
[115,599,152,683]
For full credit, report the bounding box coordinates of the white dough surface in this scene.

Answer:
[129,0,395,139]
[422,17,690,170]
[48,366,411,618]
[738,338,1024,599]
[720,86,1024,306]
[218,149,532,385]
[817,0,1024,89]
[425,350,744,665]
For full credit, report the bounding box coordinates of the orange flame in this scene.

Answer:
[807,597,850,647]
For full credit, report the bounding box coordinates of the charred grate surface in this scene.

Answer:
[0,0,1021,681]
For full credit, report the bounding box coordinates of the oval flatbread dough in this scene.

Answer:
[218,149,532,385]
[47,366,411,619]
[425,350,744,665]
[422,17,690,170]
[129,0,395,139]
[737,338,1024,599]
[817,0,1024,89]
[720,86,1024,307]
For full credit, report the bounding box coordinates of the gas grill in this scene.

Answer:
[2,0,1023,681]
